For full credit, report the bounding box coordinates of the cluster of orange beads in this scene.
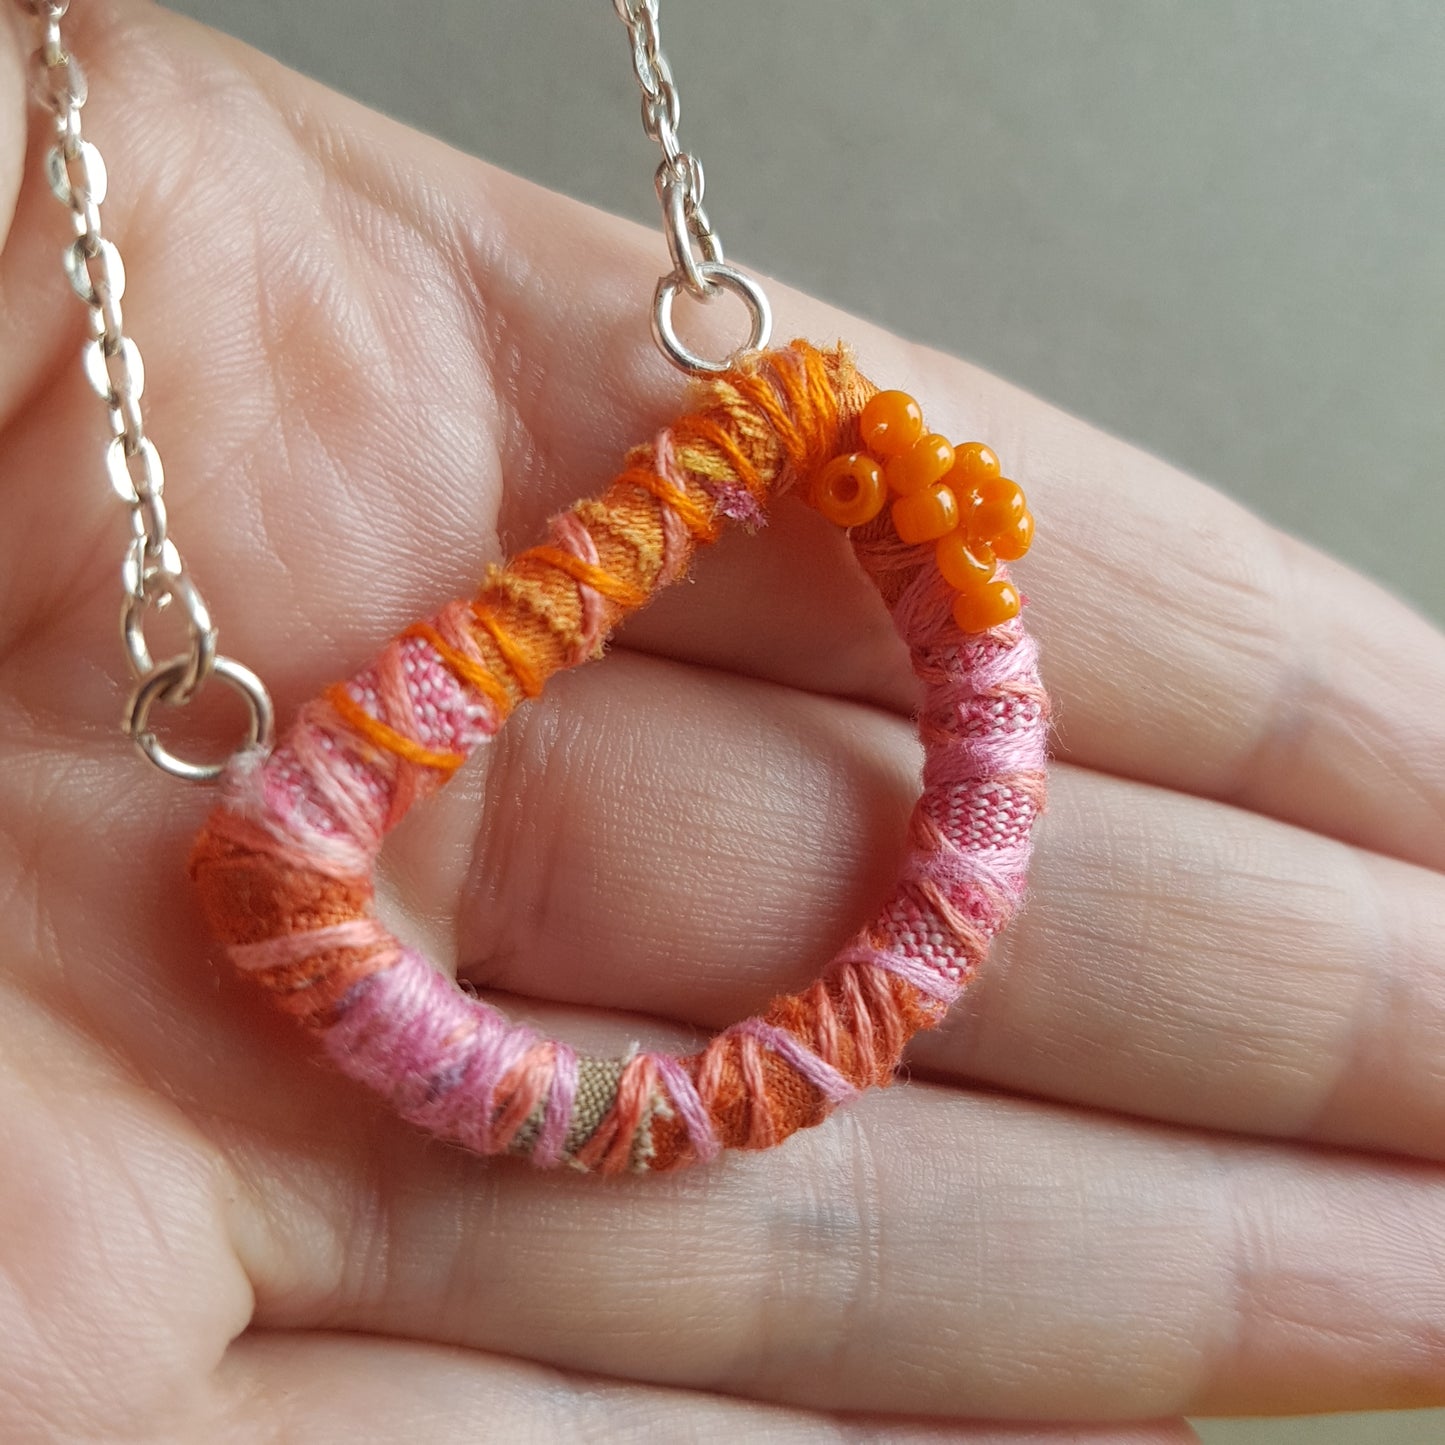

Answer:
[810,390,1035,633]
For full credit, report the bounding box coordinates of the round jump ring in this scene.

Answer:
[126,654,275,783]
[121,564,212,677]
[652,260,772,375]
[656,163,721,301]
[190,342,1047,1174]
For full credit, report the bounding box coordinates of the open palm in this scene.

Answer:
[3,3,1444,1439]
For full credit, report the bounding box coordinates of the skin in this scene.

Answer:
[1,2,1443,1440]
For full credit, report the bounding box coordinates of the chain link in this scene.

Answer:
[612,0,771,372]
[18,0,272,779]
[613,0,712,285]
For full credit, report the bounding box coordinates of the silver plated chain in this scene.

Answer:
[19,0,273,781]
[611,0,771,373]
[14,0,762,785]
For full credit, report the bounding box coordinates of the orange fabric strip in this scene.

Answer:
[468,599,544,698]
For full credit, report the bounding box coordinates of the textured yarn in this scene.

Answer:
[189,341,1049,1172]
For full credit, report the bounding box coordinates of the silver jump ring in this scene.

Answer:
[651,261,772,376]
[121,564,216,698]
[124,654,275,783]
[657,165,720,301]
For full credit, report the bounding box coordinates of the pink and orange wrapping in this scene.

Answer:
[190,341,1048,1172]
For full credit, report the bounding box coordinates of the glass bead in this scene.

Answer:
[886,434,956,496]
[952,577,1021,632]
[812,452,888,528]
[989,508,1034,561]
[859,390,924,457]
[891,482,960,544]
[967,476,1027,545]
[935,531,997,590]
[949,442,1001,490]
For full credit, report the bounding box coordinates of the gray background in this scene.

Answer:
[164,2,1445,1439]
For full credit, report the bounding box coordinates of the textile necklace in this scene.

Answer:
[21,0,1049,1172]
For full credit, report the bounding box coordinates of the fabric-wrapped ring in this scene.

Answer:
[190,341,1049,1173]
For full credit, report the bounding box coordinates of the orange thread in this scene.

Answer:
[840,964,879,1085]
[573,1053,654,1174]
[324,684,465,774]
[773,342,843,470]
[490,1043,555,1150]
[738,1038,775,1149]
[727,368,810,468]
[617,466,721,542]
[523,544,649,609]
[402,621,514,718]
[490,565,585,653]
[671,413,766,501]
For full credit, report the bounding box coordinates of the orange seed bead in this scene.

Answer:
[949,442,1001,490]
[886,433,956,496]
[989,508,1034,561]
[935,531,997,591]
[952,577,1021,633]
[891,482,959,544]
[859,390,924,457]
[812,452,887,528]
[967,476,1027,545]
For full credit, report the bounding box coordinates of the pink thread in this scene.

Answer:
[731,1018,860,1104]
[229,918,393,973]
[650,1052,721,1162]
[652,432,694,583]
[533,1042,579,1168]
[550,512,610,664]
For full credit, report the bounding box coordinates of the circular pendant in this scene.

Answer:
[190,342,1048,1172]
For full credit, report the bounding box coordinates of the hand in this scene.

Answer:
[3,3,1443,1439]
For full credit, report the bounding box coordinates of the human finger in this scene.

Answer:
[221,1332,1200,1444]
[913,765,1445,1160]
[18,628,1439,1176]
[230,1080,1445,1421]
